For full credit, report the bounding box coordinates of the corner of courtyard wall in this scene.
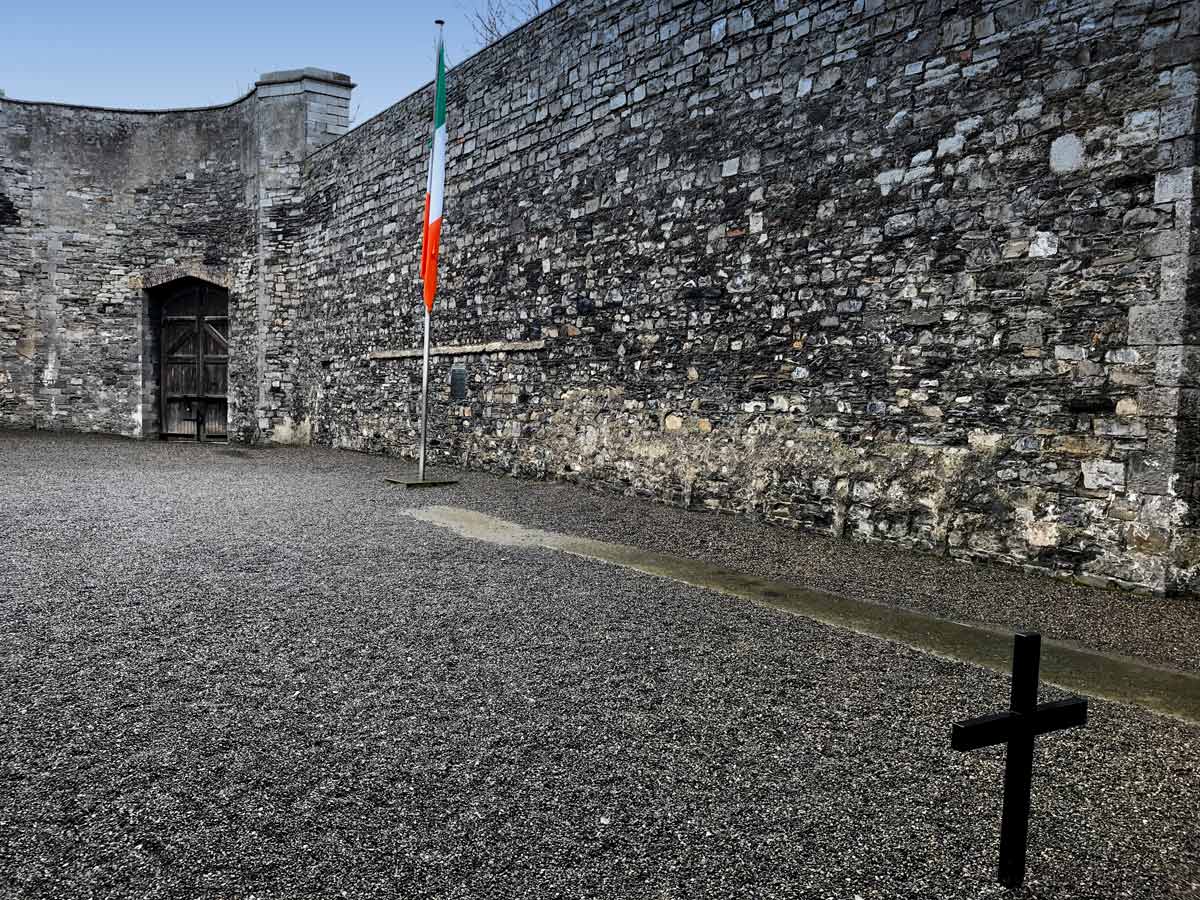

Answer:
[1161,60,1200,596]
[246,69,353,447]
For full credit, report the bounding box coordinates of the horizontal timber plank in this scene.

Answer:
[368,339,546,360]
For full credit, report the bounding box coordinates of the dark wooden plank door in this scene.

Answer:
[160,282,229,441]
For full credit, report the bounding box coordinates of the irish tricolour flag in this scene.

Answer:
[419,26,448,312]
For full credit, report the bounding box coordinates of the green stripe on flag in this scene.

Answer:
[434,42,447,129]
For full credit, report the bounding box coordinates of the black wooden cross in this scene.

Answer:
[951,632,1088,889]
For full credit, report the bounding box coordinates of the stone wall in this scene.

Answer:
[300,0,1200,594]
[0,97,253,435]
[0,68,352,441]
[2,2,1196,595]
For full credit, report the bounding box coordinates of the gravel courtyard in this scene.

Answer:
[1,431,1197,899]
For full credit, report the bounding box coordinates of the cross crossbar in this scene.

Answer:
[951,697,1087,752]
[951,710,1014,752]
[1031,697,1089,735]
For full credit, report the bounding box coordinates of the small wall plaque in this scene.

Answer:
[450,366,468,401]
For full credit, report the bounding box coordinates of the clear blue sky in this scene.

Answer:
[3,1,508,126]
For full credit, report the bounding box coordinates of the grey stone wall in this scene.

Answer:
[0,98,254,435]
[2,1,1197,595]
[300,0,1200,594]
[0,68,353,442]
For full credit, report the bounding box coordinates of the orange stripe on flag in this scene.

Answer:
[423,218,441,311]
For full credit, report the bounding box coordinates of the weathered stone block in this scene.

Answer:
[1128,303,1184,346]
[1081,459,1126,491]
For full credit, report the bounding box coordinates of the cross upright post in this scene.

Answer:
[951,632,1088,889]
[998,632,1039,887]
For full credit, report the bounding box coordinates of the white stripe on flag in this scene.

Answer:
[429,125,447,222]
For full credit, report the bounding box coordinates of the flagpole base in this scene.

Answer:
[384,476,459,488]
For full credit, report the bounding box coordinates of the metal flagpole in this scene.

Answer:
[383,19,457,489]
[418,304,431,481]
[417,19,443,485]
[386,17,456,489]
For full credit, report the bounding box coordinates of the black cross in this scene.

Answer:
[951,632,1088,889]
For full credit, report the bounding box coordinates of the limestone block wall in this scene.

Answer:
[0,97,256,436]
[0,68,353,442]
[299,0,1200,594]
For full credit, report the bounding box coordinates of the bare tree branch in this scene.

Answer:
[466,0,546,49]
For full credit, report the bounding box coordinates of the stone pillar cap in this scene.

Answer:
[256,68,355,88]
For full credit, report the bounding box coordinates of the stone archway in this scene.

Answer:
[139,264,232,293]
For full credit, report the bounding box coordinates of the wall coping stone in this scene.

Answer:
[257,68,355,89]
[0,89,255,115]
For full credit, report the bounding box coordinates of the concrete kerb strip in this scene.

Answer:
[404,505,1200,725]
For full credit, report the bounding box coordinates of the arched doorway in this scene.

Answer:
[157,279,229,441]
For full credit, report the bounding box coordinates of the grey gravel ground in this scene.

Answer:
[420,460,1200,675]
[1,431,1198,899]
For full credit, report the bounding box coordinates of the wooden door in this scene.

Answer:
[160,282,229,441]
